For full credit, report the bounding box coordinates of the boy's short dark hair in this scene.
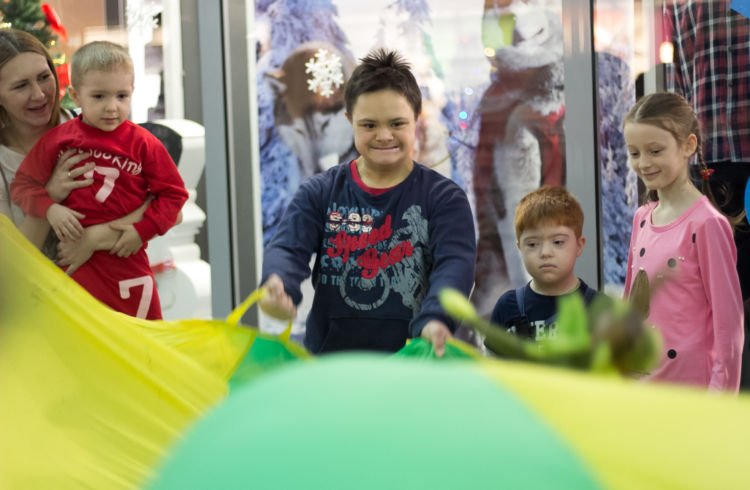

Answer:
[71,41,133,88]
[514,185,584,239]
[344,48,421,118]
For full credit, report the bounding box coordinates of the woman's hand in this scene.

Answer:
[53,201,151,269]
[57,231,98,275]
[45,149,95,202]
[108,223,143,257]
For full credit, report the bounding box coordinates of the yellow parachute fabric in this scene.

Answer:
[0,215,305,489]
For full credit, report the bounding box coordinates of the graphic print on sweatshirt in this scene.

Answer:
[52,144,155,227]
[61,147,143,200]
[323,203,431,313]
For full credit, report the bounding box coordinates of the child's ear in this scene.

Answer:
[68,86,80,106]
[345,111,351,123]
[576,236,586,257]
[683,133,698,156]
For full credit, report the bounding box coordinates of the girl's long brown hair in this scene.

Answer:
[624,92,745,231]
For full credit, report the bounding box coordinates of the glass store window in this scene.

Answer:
[39,0,181,121]
[595,0,750,320]
[254,0,574,331]
[593,0,638,294]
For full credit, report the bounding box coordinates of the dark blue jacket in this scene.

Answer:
[489,279,597,347]
[262,162,476,353]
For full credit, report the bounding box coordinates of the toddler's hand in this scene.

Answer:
[108,223,143,257]
[259,274,297,320]
[46,203,84,240]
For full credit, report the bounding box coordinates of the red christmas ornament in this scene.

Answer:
[56,62,70,99]
[41,3,67,43]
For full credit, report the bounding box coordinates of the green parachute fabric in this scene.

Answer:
[0,215,307,489]
[392,336,480,360]
[151,355,750,489]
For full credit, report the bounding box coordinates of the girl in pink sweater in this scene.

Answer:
[623,92,744,392]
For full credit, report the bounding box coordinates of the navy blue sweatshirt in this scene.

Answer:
[489,279,598,343]
[262,162,476,354]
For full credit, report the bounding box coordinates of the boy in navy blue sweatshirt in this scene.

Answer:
[489,186,597,352]
[260,48,476,356]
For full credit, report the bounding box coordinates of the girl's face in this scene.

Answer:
[624,121,696,193]
[0,52,56,132]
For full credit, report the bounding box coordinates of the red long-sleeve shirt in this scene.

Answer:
[11,116,187,243]
[10,116,188,319]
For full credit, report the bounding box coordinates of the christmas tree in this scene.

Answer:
[0,0,72,107]
[0,0,58,47]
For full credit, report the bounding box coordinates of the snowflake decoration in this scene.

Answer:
[305,49,344,98]
[126,2,162,32]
